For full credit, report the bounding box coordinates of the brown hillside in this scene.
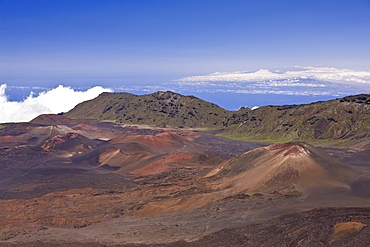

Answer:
[30,114,97,125]
[19,125,78,145]
[97,146,168,175]
[73,131,219,176]
[40,133,98,153]
[109,131,202,153]
[204,142,355,192]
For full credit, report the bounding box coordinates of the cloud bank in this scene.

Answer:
[0,84,112,123]
[2,66,369,123]
[171,66,370,96]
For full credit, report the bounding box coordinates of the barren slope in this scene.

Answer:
[204,142,355,192]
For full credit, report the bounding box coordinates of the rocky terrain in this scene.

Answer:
[223,94,370,143]
[63,91,230,129]
[1,93,370,246]
[64,92,370,145]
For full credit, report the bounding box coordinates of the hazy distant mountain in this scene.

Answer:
[173,66,370,96]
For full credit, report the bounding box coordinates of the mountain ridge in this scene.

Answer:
[60,92,370,144]
[64,91,229,129]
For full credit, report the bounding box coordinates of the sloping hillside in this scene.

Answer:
[204,142,355,192]
[64,91,230,128]
[63,92,370,143]
[223,94,370,141]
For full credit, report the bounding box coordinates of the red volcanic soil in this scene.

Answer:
[0,125,78,147]
[270,142,306,156]
[41,133,98,153]
[30,114,74,124]
[71,124,99,131]
[30,114,97,125]
[85,138,222,176]
[69,130,219,177]
[0,136,14,142]
[0,135,19,147]
[0,187,148,238]
[109,131,202,153]
[204,142,355,192]
[97,148,169,175]
[2,120,370,246]
[156,153,222,166]
[126,157,174,176]
[20,125,79,145]
[129,153,223,176]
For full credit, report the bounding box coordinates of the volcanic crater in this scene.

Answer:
[0,113,370,246]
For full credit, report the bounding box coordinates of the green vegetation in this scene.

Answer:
[64,92,370,145]
[65,91,232,128]
[221,94,370,143]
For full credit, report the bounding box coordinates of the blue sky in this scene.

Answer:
[0,0,370,118]
[1,0,370,86]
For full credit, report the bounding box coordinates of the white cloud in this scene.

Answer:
[172,66,370,96]
[176,66,370,84]
[216,89,332,96]
[0,84,112,123]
